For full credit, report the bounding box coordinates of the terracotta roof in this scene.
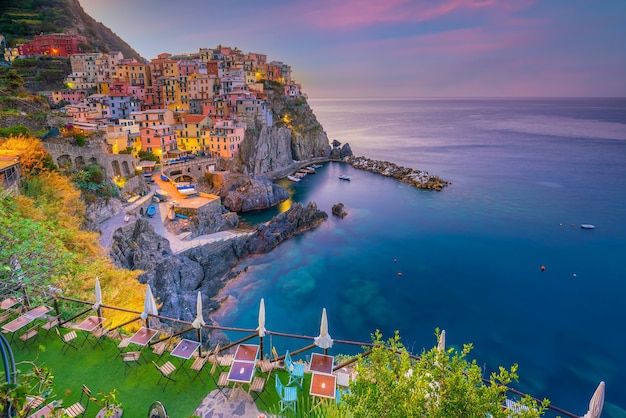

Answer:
[183,115,206,123]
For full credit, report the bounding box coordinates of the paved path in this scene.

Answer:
[193,390,266,418]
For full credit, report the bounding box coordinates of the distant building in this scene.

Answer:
[18,33,87,57]
[0,151,22,193]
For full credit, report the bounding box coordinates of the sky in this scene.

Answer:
[78,0,626,98]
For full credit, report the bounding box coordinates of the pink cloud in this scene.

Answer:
[285,0,536,30]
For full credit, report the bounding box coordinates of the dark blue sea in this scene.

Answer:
[212,98,626,416]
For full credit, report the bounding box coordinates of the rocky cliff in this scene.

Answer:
[109,202,328,327]
[233,87,332,178]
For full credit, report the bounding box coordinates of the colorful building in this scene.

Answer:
[18,33,87,57]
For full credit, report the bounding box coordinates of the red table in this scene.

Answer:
[27,401,56,417]
[171,339,200,359]
[129,327,158,346]
[309,353,334,374]
[310,372,336,409]
[24,306,52,319]
[1,297,20,310]
[75,316,106,347]
[234,344,259,361]
[75,316,106,332]
[1,314,34,333]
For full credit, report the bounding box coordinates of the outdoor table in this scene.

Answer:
[227,360,256,401]
[27,402,56,418]
[234,343,260,361]
[129,327,158,346]
[75,316,106,347]
[24,305,52,319]
[170,339,201,374]
[309,353,334,375]
[1,296,20,310]
[1,314,34,334]
[310,372,336,409]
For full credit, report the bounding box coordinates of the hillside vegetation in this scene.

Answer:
[0,0,144,61]
[0,135,145,326]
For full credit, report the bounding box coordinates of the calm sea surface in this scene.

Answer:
[212,98,626,416]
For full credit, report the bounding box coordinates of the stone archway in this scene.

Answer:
[111,160,121,177]
[75,156,86,170]
[57,154,72,170]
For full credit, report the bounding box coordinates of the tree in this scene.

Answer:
[337,330,548,418]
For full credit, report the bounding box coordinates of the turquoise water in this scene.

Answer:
[214,98,626,416]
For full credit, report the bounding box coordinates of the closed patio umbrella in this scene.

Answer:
[191,291,205,329]
[438,330,446,352]
[314,308,333,349]
[93,277,102,312]
[256,298,266,337]
[141,285,159,328]
[582,381,605,418]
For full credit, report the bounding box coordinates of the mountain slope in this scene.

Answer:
[0,0,144,62]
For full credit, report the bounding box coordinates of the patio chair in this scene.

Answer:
[284,350,305,388]
[41,315,61,336]
[275,374,297,414]
[64,384,96,417]
[209,360,230,398]
[55,327,78,355]
[152,360,177,392]
[121,351,141,376]
[115,335,131,355]
[19,324,39,350]
[248,376,267,407]
[189,355,208,384]
[0,311,12,325]
[207,343,221,366]
[89,326,110,349]
[256,346,280,380]
[151,336,172,356]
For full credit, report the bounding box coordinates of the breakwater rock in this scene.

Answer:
[332,203,347,218]
[220,174,289,212]
[109,202,328,331]
[345,155,450,191]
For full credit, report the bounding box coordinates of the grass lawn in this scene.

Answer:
[7,327,314,417]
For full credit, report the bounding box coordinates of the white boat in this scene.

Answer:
[580,224,595,229]
[287,175,301,182]
[339,174,351,181]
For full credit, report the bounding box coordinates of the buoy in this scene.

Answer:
[397,272,403,277]
[571,224,574,227]
[573,273,577,277]
[541,266,546,271]
[393,259,397,263]
[559,223,563,226]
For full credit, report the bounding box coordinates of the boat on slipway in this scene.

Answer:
[146,204,156,218]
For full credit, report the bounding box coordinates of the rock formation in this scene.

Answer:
[219,173,290,212]
[332,203,347,218]
[345,155,450,191]
[109,202,328,324]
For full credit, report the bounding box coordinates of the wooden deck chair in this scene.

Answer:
[152,360,177,392]
[41,315,60,336]
[151,336,172,356]
[121,351,141,376]
[89,325,110,349]
[19,324,39,350]
[209,360,230,398]
[115,336,131,355]
[248,376,267,407]
[189,355,208,384]
[0,311,12,325]
[64,384,95,417]
[55,327,78,355]
[207,343,221,365]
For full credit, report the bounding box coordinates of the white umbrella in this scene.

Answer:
[93,277,102,311]
[256,298,266,337]
[314,308,333,349]
[582,381,605,418]
[438,330,446,352]
[141,285,159,320]
[192,291,205,329]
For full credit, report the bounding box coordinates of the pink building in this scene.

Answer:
[140,125,177,157]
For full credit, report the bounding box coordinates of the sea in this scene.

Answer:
[210,98,626,416]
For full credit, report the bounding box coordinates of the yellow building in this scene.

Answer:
[177,114,211,152]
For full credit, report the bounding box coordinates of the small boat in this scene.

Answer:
[287,175,301,182]
[580,224,595,229]
[146,204,156,218]
[175,213,189,219]
[339,174,351,181]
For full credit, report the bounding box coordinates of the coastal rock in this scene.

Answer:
[237,125,295,176]
[340,143,353,159]
[220,173,289,212]
[344,155,449,191]
[108,201,327,324]
[332,203,347,218]
[84,197,124,228]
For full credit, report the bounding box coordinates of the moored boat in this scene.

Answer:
[287,175,301,182]
[580,224,595,229]
[339,174,351,181]
[146,204,156,218]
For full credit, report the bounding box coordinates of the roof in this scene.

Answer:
[183,115,206,123]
